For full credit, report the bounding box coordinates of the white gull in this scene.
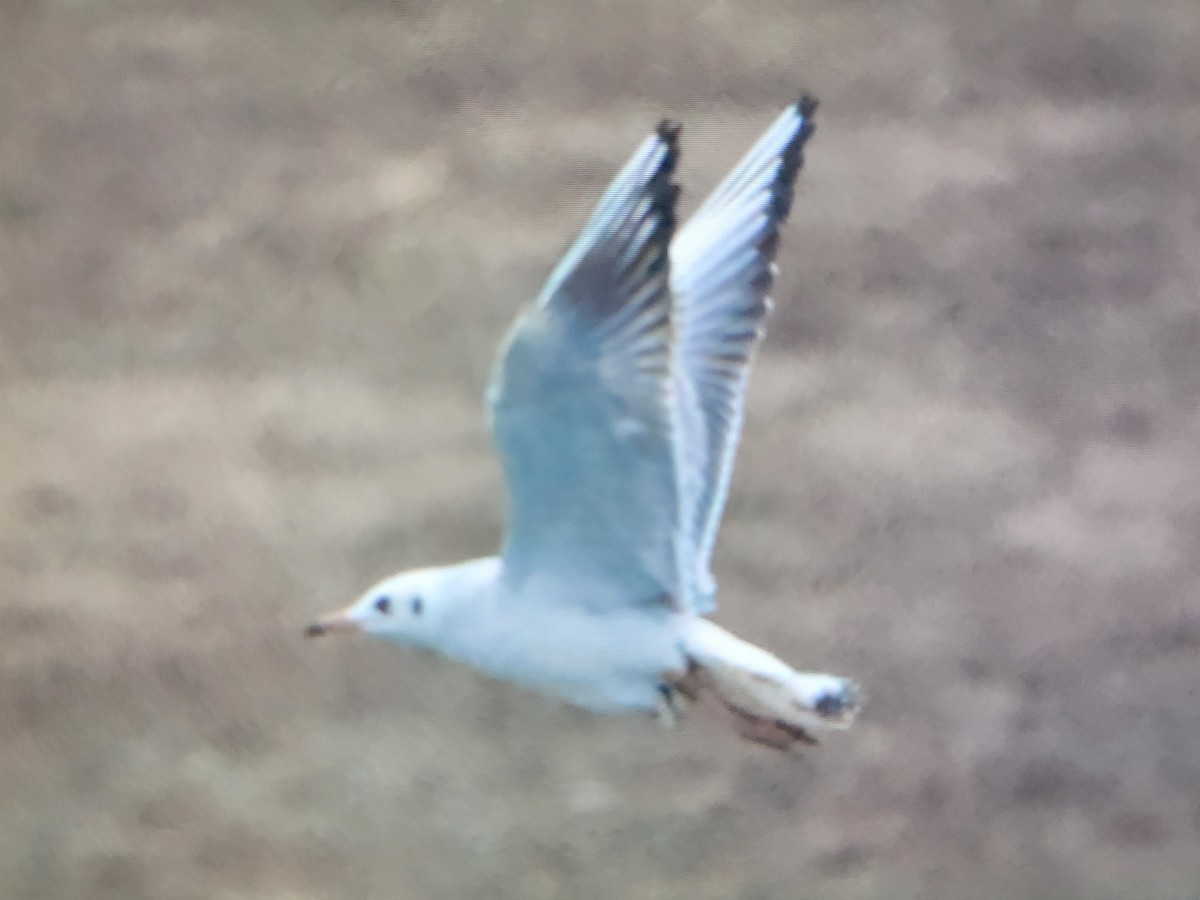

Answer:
[307,97,862,750]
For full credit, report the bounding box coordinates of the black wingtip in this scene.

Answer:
[644,121,682,278]
[757,93,819,256]
[656,118,683,148]
[655,118,683,181]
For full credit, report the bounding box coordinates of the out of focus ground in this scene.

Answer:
[2,1,1199,898]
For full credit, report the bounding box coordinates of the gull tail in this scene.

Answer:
[676,619,862,751]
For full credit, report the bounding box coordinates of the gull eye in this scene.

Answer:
[374,595,392,615]
[411,596,424,616]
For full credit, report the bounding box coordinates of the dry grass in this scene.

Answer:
[2,0,1199,897]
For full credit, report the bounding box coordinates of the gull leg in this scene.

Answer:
[723,701,818,751]
[655,685,677,728]
[655,682,693,728]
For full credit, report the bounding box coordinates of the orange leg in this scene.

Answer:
[723,701,818,751]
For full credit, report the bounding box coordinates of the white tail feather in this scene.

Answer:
[680,619,861,744]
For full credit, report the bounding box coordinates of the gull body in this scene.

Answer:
[360,558,684,713]
[310,97,862,749]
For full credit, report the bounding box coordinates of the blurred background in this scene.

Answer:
[2,0,1199,898]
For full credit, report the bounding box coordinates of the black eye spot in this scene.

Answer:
[411,596,424,616]
[374,595,392,614]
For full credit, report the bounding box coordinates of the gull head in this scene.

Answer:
[305,568,447,646]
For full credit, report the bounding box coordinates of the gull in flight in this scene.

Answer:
[308,96,862,750]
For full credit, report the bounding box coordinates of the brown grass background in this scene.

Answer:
[2,1,1199,897]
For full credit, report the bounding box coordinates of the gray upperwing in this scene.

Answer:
[488,121,692,610]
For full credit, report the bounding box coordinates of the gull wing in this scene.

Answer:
[670,97,818,609]
[488,122,691,609]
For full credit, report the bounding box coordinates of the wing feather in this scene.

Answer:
[670,97,818,609]
[488,122,687,609]
[486,98,817,615]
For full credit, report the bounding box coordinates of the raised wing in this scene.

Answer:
[670,97,817,607]
[488,122,690,609]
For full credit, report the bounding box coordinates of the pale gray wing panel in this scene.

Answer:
[489,122,689,608]
[670,97,818,603]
